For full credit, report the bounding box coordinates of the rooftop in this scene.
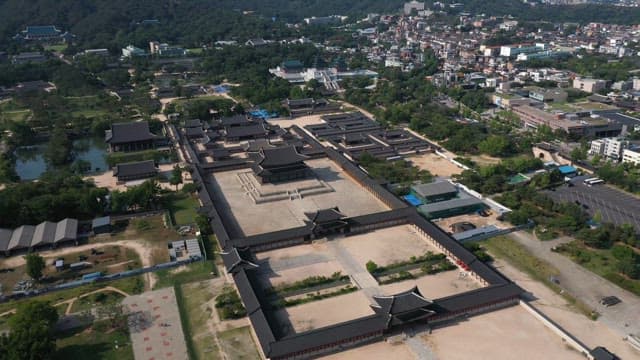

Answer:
[253,146,308,168]
[106,121,156,144]
[412,181,458,199]
[114,160,158,177]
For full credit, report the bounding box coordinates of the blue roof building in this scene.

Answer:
[558,165,578,177]
[14,26,64,41]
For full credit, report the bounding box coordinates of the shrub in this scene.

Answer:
[366,260,379,274]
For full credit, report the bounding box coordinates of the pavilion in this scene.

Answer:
[250,146,310,184]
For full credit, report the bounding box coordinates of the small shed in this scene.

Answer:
[55,259,64,271]
[92,216,112,235]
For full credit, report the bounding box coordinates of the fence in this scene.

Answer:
[1,257,204,304]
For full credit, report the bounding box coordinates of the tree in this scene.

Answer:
[366,260,379,274]
[1,301,59,360]
[44,125,72,167]
[478,135,512,157]
[25,253,45,281]
[169,165,183,190]
[195,214,212,235]
[570,147,587,164]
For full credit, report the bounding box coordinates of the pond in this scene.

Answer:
[15,137,108,180]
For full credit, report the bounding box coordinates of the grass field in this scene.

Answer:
[45,44,68,53]
[187,48,204,55]
[54,322,133,360]
[484,236,597,319]
[177,280,220,360]
[0,99,32,123]
[71,109,109,118]
[69,291,126,314]
[0,276,144,314]
[218,326,260,360]
[168,193,200,226]
[557,241,640,296]
[154,261,216,290]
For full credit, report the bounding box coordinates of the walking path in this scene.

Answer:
[326,239,381,300]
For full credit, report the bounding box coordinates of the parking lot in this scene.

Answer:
[545,177,640,231]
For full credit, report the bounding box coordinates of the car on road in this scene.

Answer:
[599,296,621,307]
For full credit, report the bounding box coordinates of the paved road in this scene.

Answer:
[326,240,381,300]
[405,335,438,360]
[509,231,640,338]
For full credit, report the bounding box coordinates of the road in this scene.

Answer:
[509,231,640,338]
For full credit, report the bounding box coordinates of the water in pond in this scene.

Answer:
[14,137,108,180]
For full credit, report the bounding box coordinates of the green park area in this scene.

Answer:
[44,44,69,53]
[166,192,201,227]
[0,100,32,123]
[54,321,134,360]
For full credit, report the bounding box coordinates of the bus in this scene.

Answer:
[583,177,599,185]
[587,179,604,186]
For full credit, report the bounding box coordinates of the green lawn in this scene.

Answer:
[187,48,204,55]
[484,236,597,319]
[71,109,109,118]
[0,100,32,123]
[45,44,68,53]
[54,323,133,360]
[0,109,32,122]
[154,261,216,290]
[168,193,200,226]
[218,327,260,360]
[177,280,220,360]
[69,291,126,314]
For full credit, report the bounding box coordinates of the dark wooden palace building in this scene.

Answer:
[249,146,310,184]
[105,121,159,152]
[305,207,349,238]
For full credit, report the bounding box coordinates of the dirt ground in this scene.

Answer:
[255,241,345,287]
[424,305,584,360]
[469,154,502,166]
[380,270,482,300]
[209,158,389,237]
[320,340,415,360]
[407,153,463,178]
[493,257,640,360]
[433,212,507,234]
[339,225,440,267]
[87,163,190,191]
[273,290,374,334]
[0,240,157,289]
[266,113,331,129]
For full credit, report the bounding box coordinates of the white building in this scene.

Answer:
[573,78,607,93]
[303,15,344,25]
[622,148,640,165]
[590,138,628,161]
[404,1,425,15]
[121,45,146,58]
[633,77,640,91]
